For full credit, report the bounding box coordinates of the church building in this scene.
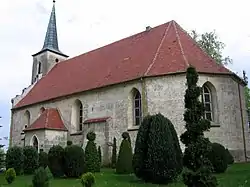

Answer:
[10,1,250,163]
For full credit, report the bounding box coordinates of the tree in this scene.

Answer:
[0,117,6,168]
[133,114,182,184]
[111,137,117,169]
[48,145,64,178]
[180,66,218,187]
[23,146,39,174]
[85,132,100,172]
[5,146,24,175]
[64,145,86,177]
[116,133,133,174]
[98,146,102,167]
[190,30,232,66]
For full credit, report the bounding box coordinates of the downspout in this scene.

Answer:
[140,77,148,117]
[238,82,247,162]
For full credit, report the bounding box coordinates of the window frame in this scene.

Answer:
[133,90,142,126]
[202,85,213,121]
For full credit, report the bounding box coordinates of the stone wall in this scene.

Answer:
[11,73,250,162]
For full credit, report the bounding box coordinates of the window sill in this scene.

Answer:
[128,126,140,131]
[70,131,83,136]
[210,122,220,128]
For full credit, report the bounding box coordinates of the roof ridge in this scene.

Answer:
[144,21,172,76]
[173,21,232,74]
[172,21,189,68]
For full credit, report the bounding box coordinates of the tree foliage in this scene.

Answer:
[98,146,102,167]
[63,145,85,177]
[39,152,48,169]
[111,137,117,169]
[180,66,218,187]
[23,146,39,174]
[5,146,24,175]
[85,132,100,172]
[48,145,64,178]
[208,143,228,173]
[133,114,183,184]
[190,30,232,66]
[116,133,133,174]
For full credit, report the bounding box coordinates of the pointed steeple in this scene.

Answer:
[33,0,68,57]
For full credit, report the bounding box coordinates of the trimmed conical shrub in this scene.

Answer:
[116,133,133,174]
[85,132,100,172]
[111,137,117,169]
[166,118,183,175]
[132,115,151,179]
[64,145,85,177]
[133,114,183,184]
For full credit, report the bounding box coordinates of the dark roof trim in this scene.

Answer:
[32,48,69,58]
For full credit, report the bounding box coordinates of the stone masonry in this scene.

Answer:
[10,73,250,164]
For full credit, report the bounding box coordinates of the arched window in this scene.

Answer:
[133,90,142,126]
[72,99,83,131]
[24,110,31,126]
[31,135,39,152]
[40,107,45,114]
[202,85,213,121]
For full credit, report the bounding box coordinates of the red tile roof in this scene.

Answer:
[15,20,234,109]
[83,117,110,124]
[23,108,67,132]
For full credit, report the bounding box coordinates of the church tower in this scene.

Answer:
[31,0,68,84]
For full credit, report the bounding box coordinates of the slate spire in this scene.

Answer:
[39,0,67,57]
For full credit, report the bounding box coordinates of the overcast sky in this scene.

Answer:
[0,0,249,149]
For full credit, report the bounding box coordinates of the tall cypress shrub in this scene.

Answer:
[85,132,100,172]
[116,133,133,174]
[180,66,217,187]
[111,137,117,169]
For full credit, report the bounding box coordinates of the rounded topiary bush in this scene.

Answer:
[116,133,133,174]
[39,152,48,169]
[5,146,24,175]
[32,167,49,187]
[64,145,85,177]
[85,132,100,172]
[23,146,39,174]
[133,113,182,184]
[81,172,95,187]
[48,145,64,178]
[67,141,73,146]
[209,142,228,173]
[5,168,16,184]
[87,132,96,141]
[122,132,131,144]
[225,148,234,165]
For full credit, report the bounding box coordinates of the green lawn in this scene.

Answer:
[1,163,250,187]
